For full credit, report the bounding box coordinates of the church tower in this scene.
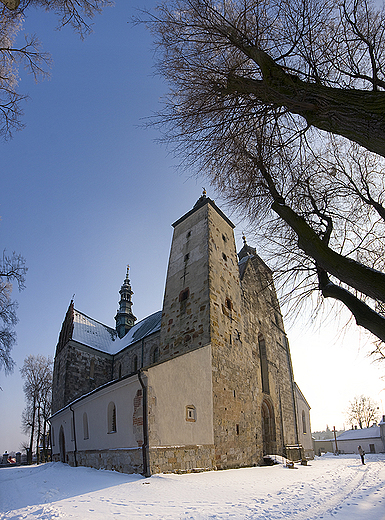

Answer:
[160,192,299,467]
[115,266,137,338]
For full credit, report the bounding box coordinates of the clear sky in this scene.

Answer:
[1,1,384,454]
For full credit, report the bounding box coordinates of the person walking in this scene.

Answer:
[358,445,365,465]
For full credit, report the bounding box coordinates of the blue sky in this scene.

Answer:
[1,1,384,453]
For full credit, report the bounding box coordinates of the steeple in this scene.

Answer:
[238,233,257,260]
[115,266,137,339]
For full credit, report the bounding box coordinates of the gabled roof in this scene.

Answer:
[73,310,117,352]
[336,426,381,441]
[72,309,162,355]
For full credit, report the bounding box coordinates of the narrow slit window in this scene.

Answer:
[108,402,117,433]
[90,359,95,380]
[302,410,307,434]
[83,412,89,440]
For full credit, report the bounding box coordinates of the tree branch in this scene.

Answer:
[271,200,385,303]
[318,267,385,342]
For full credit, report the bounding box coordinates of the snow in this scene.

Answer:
[1,454,385,519]
[72,309,162,355]
[337,426,381,441]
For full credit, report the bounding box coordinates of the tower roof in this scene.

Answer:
[172,192,235,229]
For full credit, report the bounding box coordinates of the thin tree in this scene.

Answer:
[20,354,53,464]
[143,0,385,346]
[0,250,27,373]
[0,0,111,139]
[346,395,380,429]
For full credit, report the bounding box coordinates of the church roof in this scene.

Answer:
[336,426,381,441]
[72,309,162,355]
[73,310,117,352]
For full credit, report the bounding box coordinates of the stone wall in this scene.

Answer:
[149,445,215,474]
[112,332,161,378]
[205,205,259,469]
[160,203,211,362]
[69,344,112,410]
[240,255,298,455]
[53,448,143,474]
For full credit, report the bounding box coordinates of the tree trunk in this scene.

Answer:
[28,400,36,465]
[225,46,385,158]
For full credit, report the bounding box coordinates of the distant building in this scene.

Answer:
[50,194,312,474]
[336,418,385,454]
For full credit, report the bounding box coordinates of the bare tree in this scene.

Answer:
[0,250,27,373]
[143,0,385,345]
[145,0,385,157]
[346,395,380,429]
[0,0,112,139]
[20,354,53,464]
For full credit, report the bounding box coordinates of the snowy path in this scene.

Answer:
[1,454,384,519]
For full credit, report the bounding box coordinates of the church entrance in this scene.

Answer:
[261,399,276,455]
[59,426,66,463]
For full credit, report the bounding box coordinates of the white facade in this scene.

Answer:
[50,345,216,471]
[294,383,314,459]
[147,345,214,447]
[336,420,385,454]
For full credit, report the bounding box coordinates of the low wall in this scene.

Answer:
[149,444,216,474]
[52,448,143,474]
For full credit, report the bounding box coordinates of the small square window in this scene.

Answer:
[186,405,196,422]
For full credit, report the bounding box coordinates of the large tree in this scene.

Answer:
[0,250,27,373]
[0,0,111,139]
[20,354,53,464]
[346,395,380,429]
[144,0,385,345]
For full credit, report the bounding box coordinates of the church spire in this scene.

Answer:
[115,266,137,339]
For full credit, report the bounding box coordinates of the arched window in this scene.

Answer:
[108,402,117,433]
[179,288,189,315]
[302,410,307,434]
[258,334,270,394]
[83,412,89,440]
[59,425,66,463]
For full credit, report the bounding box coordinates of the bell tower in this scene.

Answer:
[115,266,137,338]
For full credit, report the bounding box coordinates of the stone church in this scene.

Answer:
[50,193,313,475]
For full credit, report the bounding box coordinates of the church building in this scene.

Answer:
[50,193,313,474]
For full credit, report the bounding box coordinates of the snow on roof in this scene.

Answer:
[112,310,162,354]
[336,426,380,441]
[73,310,118,353]
[72,309,162,355]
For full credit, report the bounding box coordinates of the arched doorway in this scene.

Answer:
[59,425,66,463]
[261,399,276,455]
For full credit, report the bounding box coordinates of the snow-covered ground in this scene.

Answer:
[1,454,385,519]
